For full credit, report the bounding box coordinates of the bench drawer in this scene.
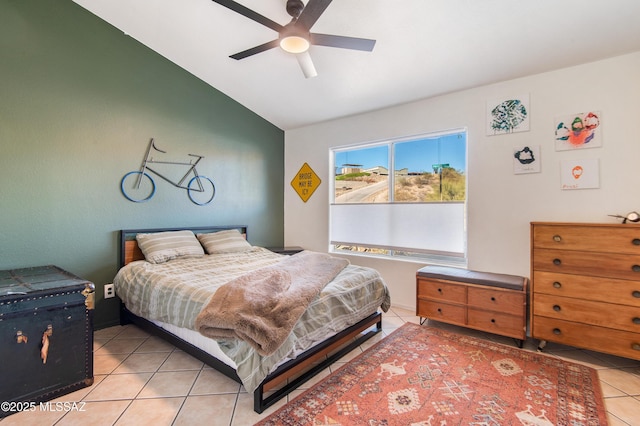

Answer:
[417,299,465,325]
[417,279,466,303]
[468,308,525,339]
[467,287,524,316]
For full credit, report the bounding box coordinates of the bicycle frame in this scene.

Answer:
[135,139,207,192]
[121,138,215,205]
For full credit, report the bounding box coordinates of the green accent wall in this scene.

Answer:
[0,0,285,328]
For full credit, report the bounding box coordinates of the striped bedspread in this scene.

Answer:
[113,247,391,392]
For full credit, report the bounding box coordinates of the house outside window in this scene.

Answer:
[330,129,467,265]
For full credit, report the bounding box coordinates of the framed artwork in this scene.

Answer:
[554,111,602,151]
[513,145,540,174]
[487,94,530,135]
[560,158,600,190]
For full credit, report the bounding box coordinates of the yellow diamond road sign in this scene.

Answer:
[291,162,321,202]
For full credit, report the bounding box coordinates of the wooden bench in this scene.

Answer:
[416,265,528,347]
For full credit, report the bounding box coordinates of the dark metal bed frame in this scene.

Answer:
[117,225,383,413]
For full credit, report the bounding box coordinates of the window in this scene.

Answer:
[330,129,467,264]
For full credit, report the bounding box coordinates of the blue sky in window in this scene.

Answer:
[335,133,466,174]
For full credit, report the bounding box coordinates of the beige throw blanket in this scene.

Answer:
[195,251,349,356]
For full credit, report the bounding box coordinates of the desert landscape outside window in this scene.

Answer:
[330,129,467,263]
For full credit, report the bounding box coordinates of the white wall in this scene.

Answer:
[284,52,640,311]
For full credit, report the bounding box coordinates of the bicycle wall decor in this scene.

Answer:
[121,138,216,205]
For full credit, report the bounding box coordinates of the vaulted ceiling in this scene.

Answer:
[73,0,640,130]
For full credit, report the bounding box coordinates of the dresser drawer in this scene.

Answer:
[467,287,524,316]
[532,271,640,306]
[468,308,525,339]
[417,299,465,325]
[532,224,640,254]
[533,248,640,280]
[417,279,466,303]
[533,293,640,333]
[533,316,640,360]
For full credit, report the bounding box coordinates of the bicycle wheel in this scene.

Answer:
[121,171,156,202]
[187,175,215,205]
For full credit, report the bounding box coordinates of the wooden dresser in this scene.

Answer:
[531,222,640,360]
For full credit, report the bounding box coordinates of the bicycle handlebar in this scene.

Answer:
[151,139,167,154]
[148,138,203,162]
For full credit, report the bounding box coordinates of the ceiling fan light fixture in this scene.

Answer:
[280,35,310,54]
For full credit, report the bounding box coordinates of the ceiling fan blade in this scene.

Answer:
[210,0,283,32]
[296,51,318,78]
[310,33,376,51]
[230,39,280,60]
[296,0,333,30]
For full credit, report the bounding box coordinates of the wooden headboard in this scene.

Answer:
[118,225,248,268]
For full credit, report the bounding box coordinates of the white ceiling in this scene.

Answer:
[73,0,640,130]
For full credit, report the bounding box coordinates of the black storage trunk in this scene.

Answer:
[0,265,94,417]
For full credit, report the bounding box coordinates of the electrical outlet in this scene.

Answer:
[104,283,115,299]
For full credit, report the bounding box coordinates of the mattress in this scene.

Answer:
[114,247,390,392]
[149,320,237,369]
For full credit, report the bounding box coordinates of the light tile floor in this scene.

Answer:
[2,307,639,425]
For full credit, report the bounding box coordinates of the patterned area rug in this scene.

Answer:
[257,322,608,425]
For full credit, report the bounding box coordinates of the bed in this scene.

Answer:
[114,225,390,413]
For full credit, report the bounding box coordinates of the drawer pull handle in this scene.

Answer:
[553,305,561,312]
[633,317,640,325]
[437,308,442,313]
[491,319,496,323]
[16,330,28,344]
[553,259,562,266]
[553,282,562,289]
[553,328,561,335]
[553,235,562,242]
[490,297,496,302]
[633,265,640,273]
[633,238,640,246]
[437,288,443,293]
[633,291,640,298]
[633,343,640,351]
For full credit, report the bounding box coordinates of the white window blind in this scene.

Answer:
[330,201,465,256]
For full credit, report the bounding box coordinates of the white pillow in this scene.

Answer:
[197,229,252,254]
[136,230,204,264]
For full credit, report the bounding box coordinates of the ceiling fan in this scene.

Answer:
[210,0,376,78]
